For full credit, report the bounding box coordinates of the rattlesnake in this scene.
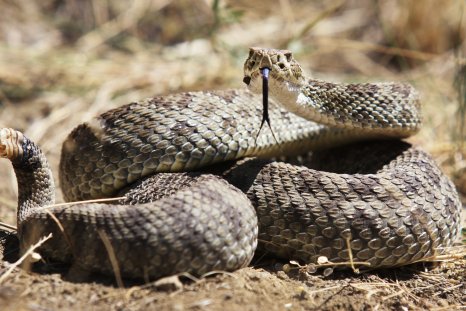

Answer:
[0,48,461,280]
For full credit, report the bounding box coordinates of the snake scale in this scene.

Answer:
[0,48,461,280]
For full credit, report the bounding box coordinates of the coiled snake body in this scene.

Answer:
[0,48,461,280]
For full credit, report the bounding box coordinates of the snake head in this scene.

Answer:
[243,47,306,96]
[0,128,24,160]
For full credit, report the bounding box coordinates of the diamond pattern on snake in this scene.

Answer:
[0,47,461,280]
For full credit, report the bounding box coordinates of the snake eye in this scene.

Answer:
[284,51,292,62]
[278,63,285,69]
[243,76,251,85]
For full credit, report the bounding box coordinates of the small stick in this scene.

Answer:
[97,229,124,288]
[44,197,126,209]
[0,222,17,231]
[45,210,75,258]
[345,237,360,274]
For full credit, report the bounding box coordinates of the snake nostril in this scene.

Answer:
[243,76,251,85]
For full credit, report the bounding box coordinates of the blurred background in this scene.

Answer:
[0,0,465,223]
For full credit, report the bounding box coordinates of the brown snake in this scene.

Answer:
[0,48,462,280]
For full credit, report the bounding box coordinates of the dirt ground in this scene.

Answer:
[0,258,465,311]
[0,1,465,310]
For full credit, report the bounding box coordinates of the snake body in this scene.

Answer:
[0,48,461,279]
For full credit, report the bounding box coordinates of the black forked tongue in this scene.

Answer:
[256,67,279,145]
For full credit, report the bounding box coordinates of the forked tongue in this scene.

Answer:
[256,67,279,144]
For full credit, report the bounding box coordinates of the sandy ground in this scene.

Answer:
[0,1,465,310]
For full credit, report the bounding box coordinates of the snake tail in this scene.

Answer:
[1,128,258,279]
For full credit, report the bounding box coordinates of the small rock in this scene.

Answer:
[154,275,183,292]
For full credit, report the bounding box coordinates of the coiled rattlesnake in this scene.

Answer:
[0,48,461,279]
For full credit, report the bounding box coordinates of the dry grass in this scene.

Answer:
[0,0,465,310]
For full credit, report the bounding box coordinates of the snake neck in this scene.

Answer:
[268,77,422,138]
[243,48,422,139]
[0,129,55,226]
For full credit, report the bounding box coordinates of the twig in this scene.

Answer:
[316,261,371,268]
[0,233,52,285]
[97,229,124,288]
[0,222,17,231]
[44,197,126,209]
[44,210,75,257]
[412,246,466,263]
[201,270,239,279]
[345,237,359,274]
